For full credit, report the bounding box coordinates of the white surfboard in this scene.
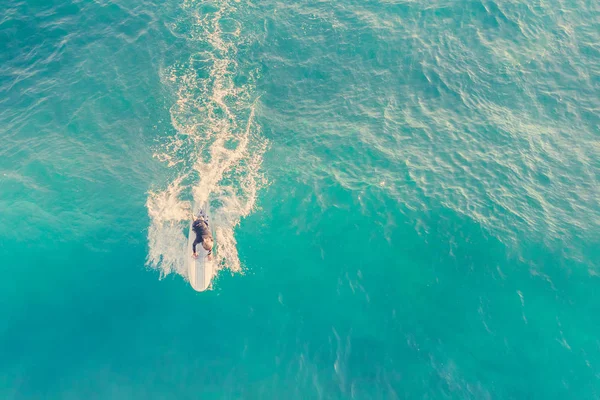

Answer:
[187,206,215,292]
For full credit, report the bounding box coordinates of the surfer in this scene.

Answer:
[192,210,213,258]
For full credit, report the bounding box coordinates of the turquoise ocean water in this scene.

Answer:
[1,0,599,398]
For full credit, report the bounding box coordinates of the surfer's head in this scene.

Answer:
[202,237,213,252]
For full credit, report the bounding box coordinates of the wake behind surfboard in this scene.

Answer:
[187,205,216,291]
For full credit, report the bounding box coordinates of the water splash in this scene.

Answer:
[147,0,267,281]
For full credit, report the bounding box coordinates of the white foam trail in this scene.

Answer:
[147,0,267,282]
[146,176,190,278]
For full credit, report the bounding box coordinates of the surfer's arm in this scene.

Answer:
[192,235,201,253]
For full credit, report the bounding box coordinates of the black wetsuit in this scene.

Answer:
[192,218,212,254]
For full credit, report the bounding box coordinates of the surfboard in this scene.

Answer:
[187,206,215,292]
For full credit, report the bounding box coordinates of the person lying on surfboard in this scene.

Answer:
[192,210,213,259]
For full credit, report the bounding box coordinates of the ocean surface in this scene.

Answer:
[1,0,599,398]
